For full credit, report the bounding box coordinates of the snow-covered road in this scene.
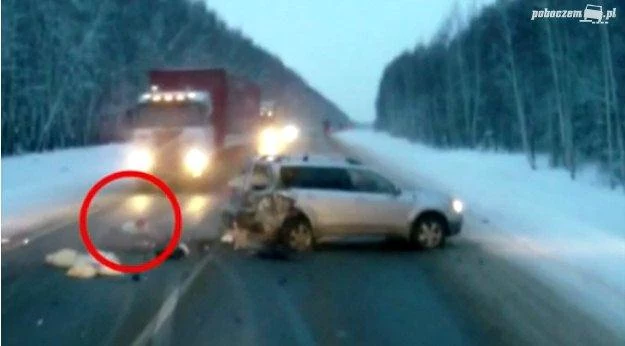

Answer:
[3,133,624,345]
[334,129,625,337]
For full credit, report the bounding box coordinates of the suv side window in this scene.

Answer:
[280,166,353,191]
[348,169,396,194]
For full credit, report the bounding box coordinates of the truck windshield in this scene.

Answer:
[132,102,209,128]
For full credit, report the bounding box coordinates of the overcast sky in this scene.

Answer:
[206,1,486,123]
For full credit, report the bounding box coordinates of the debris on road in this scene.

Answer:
[45,248,78,268]
[121,218,149,234]
[154,242,190,260]
[66,259,98,279]
[45,248,124,279]
[220,231,234,244]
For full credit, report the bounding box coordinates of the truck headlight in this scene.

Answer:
[184,148,209,177]
[452,199,464,214]
[282,124,299,143]
[258,127,281,155]
[128,147,154,172]
[260,127,278,142]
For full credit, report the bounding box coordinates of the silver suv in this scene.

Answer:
[225,154,463,251]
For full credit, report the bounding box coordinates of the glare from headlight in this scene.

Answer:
[452,199,464,213]
[258,127,282,155]
[126,194,152,213]
[282,124,299,143]
[260,127,278,141]
[127,148,154,171]
[184,148,209,178]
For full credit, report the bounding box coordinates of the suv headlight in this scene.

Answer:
[128,147,154,172]
[451,199,464,214]
[184,147,209,177]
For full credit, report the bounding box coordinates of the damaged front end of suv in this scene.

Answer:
[225,191,307,257]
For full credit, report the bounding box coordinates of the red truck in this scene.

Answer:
[125,68,261,188]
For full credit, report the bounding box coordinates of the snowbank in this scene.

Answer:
[1,144,130,237]
[334,129,625,336]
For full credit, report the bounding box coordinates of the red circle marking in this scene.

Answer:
[79,170,182,274]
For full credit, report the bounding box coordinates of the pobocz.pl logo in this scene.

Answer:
[531,4,616,24]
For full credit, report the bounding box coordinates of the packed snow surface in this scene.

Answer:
[1,144,130,237]
[335,129,625,336]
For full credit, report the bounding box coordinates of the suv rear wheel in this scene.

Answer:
[282,218,314,252]
[410,214,446,249]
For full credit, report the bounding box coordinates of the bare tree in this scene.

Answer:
[499,5,534,169]
[543,18,576,177]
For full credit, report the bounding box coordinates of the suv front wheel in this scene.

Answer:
[281,218,314,252]
[410,214,446,249]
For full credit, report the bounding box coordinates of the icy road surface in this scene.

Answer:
[335,128,625,339]
[2,134,624,345]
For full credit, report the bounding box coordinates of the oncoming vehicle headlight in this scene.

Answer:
[282,124,300,143]
[184,147,209,178]
[128,147,154,172]
[258,127,282,155]
[452,199,464,214]
[260,127,278,142]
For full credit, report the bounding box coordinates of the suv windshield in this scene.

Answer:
[280,166,353,190]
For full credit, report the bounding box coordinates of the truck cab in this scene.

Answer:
[123,68,263,190]
[125,88,213,183]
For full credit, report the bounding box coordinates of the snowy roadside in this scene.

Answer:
[333,129,625,337]
[1,144,130,239]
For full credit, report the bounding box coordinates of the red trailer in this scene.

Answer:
[148,69,261,149]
